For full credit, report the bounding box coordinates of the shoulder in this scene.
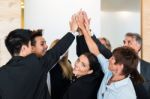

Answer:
[72,74,100,90]
[119,91,136,99]
[141,59,150,66]
[117,79,136,99]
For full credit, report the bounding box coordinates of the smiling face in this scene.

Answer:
[109,46,139,78]
[123,35,141,53]
[108,56,123,75]
[32,36,48,57]
[73,55,93,78]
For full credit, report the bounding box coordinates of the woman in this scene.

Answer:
[50,39,73,99]
[63,53,103,99]
[97,47,144,99]
[76,11,144,99]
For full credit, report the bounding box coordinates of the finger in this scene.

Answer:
[88,18,91,25]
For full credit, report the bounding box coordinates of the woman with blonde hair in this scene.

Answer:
[49,39,73,99]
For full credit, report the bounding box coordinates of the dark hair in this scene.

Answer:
[112,46,144,85]
[31,29,43,46]
[5,29,32,56]
[83,53,102,75]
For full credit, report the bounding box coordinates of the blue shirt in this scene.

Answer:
[97,54,136,99]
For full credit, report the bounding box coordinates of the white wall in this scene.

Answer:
[24,0,101,64]
[101,11,140,50]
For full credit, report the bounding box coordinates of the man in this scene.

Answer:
[0,22,77,99]
[31,29,48,58]
[123,32,150,98]
[30,29,51,95]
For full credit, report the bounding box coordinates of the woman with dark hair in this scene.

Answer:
[63,53,103,99]
[75,10,148,99]
[96,47,144,99]
[76,11,145,99]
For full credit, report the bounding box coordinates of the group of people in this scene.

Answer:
[0,10,150,99]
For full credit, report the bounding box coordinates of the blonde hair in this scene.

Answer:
[50,39,73,80]
[100,37,111,51]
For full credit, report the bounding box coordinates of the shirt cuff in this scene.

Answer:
[68,31,78,36]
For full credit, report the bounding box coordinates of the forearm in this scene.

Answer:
[76,35,90,56]
[82,29,100,56]
[43,32,75,71]
[92,35,112,59]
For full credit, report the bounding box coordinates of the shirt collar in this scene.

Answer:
[137,60,141,73]
[106,77,130,91]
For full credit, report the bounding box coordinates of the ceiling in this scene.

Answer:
[101,0,140,12]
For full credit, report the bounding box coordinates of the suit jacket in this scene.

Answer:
[76,35,112,58]
[63,74,102,99]
[0,32,75,99]
[140,59,150,98]
[133,83,149,99]
[50,63,71,99]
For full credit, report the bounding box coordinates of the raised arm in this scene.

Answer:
[76,12,91,56]
[76,11,100,56]
[92,35,112,59]
[42,14,78,71]
[76,11,112,58]
[76,35,90,57]
[76,11,109,74]
[76,34,112,59]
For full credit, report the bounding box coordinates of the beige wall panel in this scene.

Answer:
[0,0,21,66]
[142,0,150,62]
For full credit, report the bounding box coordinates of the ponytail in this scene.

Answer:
[130,69,144,85]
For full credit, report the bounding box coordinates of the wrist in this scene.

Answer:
[70,30,76,33]
[68,31,77,36]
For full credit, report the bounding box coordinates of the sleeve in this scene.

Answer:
[97,54,109,74]
[76,35,112,59]
[41,32,75,71]
[92,35,112,59]
[76,35,90,57]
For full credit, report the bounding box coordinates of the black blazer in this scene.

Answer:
[0,32,75,99]
[76,35,112,58]
[63,74,102,99]
[73,35,104,99]
[133,83,149,99]
[50,63,71,99]
[140,59,150,98]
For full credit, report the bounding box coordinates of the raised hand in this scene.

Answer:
[76,10,91,36]
[69,14,78,33]
[82,11,91,33]
[76,10,85,30]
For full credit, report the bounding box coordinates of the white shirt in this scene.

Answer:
[47,72,51,95]
[137,61,141,73]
